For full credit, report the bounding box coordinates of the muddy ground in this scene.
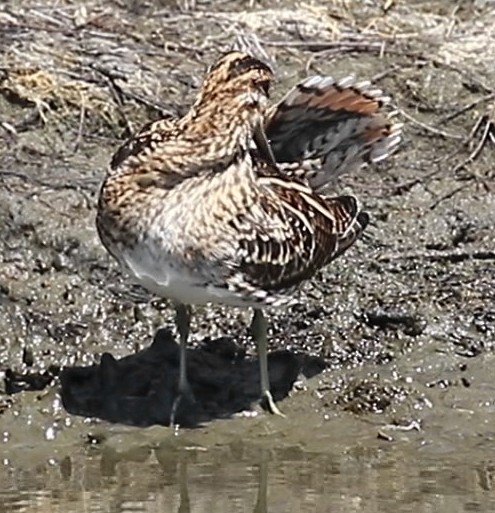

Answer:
[0,0,495,505]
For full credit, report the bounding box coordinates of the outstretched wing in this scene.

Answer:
[264,75,402,190]
[230,175,368,295]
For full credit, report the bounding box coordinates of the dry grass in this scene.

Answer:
[1,1,492,132]
[0,0,494,196]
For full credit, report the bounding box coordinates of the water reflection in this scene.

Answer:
[1,441,495,512]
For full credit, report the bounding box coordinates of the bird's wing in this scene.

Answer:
[264,75,402,190]
[229,172,368,296]
[110,118,177,171]
[108,116,232,184]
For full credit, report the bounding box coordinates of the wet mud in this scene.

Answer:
[0,0,495,510]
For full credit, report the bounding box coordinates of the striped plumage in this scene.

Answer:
[233,32,401,187]
[264,75,402,189]
[96,49,400,422]
[232,174,368,300]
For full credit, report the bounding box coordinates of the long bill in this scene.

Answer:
[253,121,277,167]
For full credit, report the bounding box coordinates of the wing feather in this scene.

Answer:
[233,176,368,292]
[264,75,402,189]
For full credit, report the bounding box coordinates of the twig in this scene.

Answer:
[428,117,493,208]
[399,109,464,140]
[29,8,67,28]
[264,39,384,52]
[428,184,466,210]
[73,106,84,153]
[371,66,400,82]
[466,114,486,141]
[463,116,493,164]
[0,120,17,139]
[90,65,133,133]
[117,89,175,118]
[437,93,495,124]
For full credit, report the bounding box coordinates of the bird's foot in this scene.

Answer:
[260,390,285,417]
[169,384,196,427]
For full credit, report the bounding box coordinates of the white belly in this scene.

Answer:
[120,248,258,307]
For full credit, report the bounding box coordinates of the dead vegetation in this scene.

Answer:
[1,0,494,197]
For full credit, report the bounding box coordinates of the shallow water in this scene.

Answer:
[2,435,495,513]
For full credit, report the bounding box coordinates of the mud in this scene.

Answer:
[0,0,495,510]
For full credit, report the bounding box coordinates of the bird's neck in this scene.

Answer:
[179,93,259,154]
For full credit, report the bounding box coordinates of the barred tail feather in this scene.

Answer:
[265,75,402,190]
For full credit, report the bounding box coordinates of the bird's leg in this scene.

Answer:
[170,302,193,425]
[250,308,285,416]
[176,303,192,396]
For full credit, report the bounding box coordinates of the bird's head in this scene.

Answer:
[192,51,274,131]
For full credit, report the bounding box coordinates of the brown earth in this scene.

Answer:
[0,0,495,506]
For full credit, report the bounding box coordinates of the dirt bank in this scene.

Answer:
[0,0,494,453]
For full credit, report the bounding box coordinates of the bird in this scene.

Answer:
[96,50,401,423]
